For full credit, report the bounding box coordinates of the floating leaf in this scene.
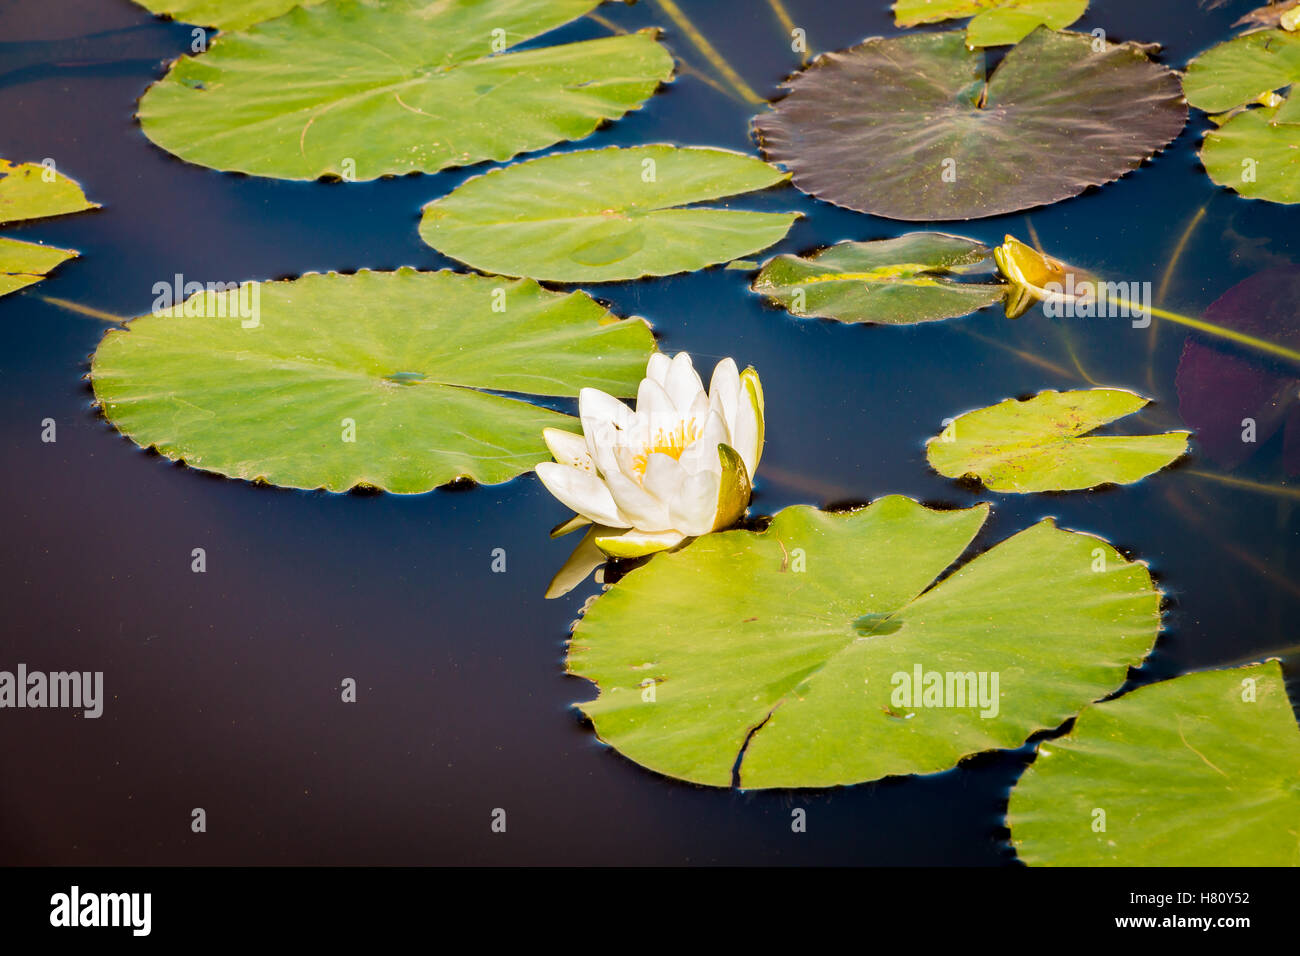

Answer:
[420,146,798,282]
[0,238,78,298]
[90,269,656,493]
[754,28,1186,221]
[927,388,1189,492]
[1183,29,1300,203]
[751,232,1006,325]
[1200,106,1300,204]
[137,0,673,181]
[1182,28,1300,114]
[1176,268,1300,475]
[894,0,1089,48]
[568,496,1160,788]
[0,159,98,298]
[1008,661,1300,865]
[131,0,321,31]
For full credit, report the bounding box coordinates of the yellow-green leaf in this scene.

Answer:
[927,388,1188,493]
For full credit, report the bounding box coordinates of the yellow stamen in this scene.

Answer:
[632,419,701,478]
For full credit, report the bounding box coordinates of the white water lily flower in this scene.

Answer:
[537,352,764,575]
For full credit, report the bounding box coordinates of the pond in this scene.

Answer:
[0,0,1296,866]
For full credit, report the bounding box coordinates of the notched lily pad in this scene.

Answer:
[90,269,656,493]
[1201,105,1300,203]
[0,159,98,298]
[754,28,1186,221]
[894,0,1089,48]
[420,145,799,282]
[751,232,1006,325]
[137,0,674,180]
[1183,28,1300,114]
[928,388,1189,492]
[1184,29,1300,203]
[568,496,1161,788]
[1009,661,1300,866]
[131,0,322,31]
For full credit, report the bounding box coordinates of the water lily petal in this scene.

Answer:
[670,467,723,536]
[733,367,765,478]
[708,357,741,434]
[579,387,633,462]
[685,388,712,437]
[604,469,673,531]
[542,427,594,472]
[635,375,677,433]
[642,452,686,504]
[677,409,729,476]
[536,462,629,528]
[645,352,671,387]
[594,527,687,559]
[664,351,706,414]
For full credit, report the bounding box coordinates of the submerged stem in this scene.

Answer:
[1156,205,1207,306]
[650,0,766,104]
[37,295,126,323]
[1110,297,1300,366]
[587,10,740,102]
[1148,204,1208,392]
[765,0,808,64]
[1187,469,1300,502]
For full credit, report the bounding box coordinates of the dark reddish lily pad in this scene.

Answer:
[1176,268,1300,475]
[753,28,1186,221]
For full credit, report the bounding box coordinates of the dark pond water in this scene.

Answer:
[1,0,1296,865]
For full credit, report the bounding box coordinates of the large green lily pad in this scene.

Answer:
[91,269,655,493]
[1184,29,1300,203]
[1201,106,1300,204]
[132,0,321,31]
[1182,28,1300,114]
[927,388,1189,492]
[137,0,673,181]
[754,28,1186,221]
[750,232,1006,325]
[569,497,1160,788]
[894,0,1089,48]
[0,159,98,298]
[420,146,798,282]
[1009,661,1300,866]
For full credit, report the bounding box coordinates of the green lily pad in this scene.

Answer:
[0,159,98,299]
[568,496,1160,788]
[90,269,655,493]
[420,146,799,282]
[750,233,1006,325]
[0,237,78,298]
[754,28,1186,221]
[1182,28,1300,114]
[1201,106,1300,204]
[137,0,673,181]
[1183,29,1300,203]
[927,388,1189,493]
[132,0,321,31]
[1009,661,1300,866]
[894,0,1089,48]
